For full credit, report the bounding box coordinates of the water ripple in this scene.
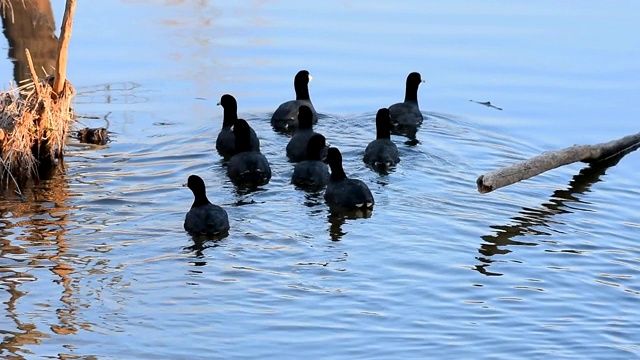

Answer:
[1,1,639,359]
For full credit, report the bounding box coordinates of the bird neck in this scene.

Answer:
[376,124,391,140]
[295,83,310,101]
[235,132,252,153]
[329,163,347,181]
[222,107,238,127]
[298,121,312,130]
[192,194,211,208]
[307,147,322,161]
[404,82,419,103]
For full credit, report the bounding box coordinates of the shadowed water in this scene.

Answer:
[1,1,640,359]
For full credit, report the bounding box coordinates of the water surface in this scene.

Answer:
[1,1,639,359]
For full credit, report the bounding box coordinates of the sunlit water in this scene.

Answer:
[1,1,640,359]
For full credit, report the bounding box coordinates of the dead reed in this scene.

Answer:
[0,51,75,188]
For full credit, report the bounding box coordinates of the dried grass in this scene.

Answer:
[0,74,75,187]
[0,0,18,24]
[0,0,77,190]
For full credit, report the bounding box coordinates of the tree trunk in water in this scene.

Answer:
[1,0,58,84]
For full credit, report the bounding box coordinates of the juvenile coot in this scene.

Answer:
[184,175,230,235]
[227,119,271,186]
[292,133,329,189]
[286,105,320,162]
[271,70,318,132]
[363,108,400,169]
[388,72,425,129]
[216,94,260,158]
[324,147,374,210]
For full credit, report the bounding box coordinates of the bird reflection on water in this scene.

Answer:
[327,207,374,242]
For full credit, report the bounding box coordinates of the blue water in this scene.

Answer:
[1,1,639,359]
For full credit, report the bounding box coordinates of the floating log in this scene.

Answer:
[477,132,640,193]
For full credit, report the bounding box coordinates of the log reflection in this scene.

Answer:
[475,148,637,277]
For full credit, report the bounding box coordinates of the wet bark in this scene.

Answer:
[477,132,640,193]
